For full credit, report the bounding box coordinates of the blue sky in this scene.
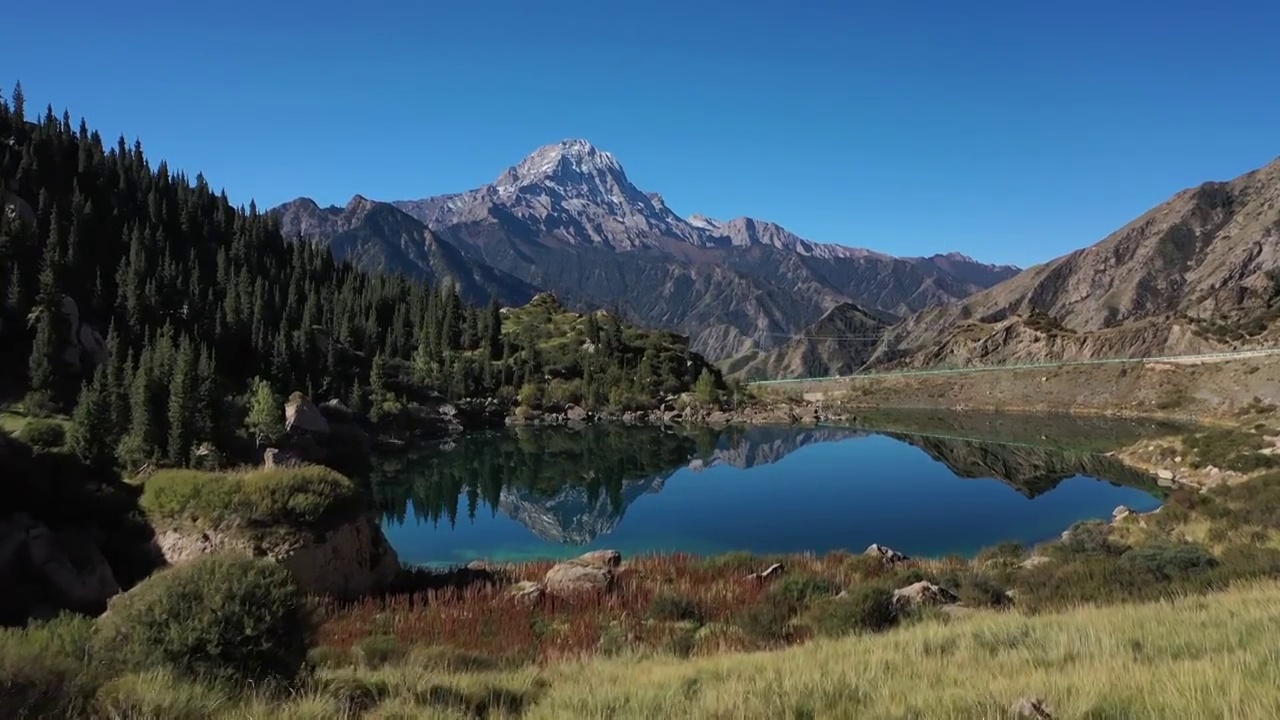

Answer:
[7,1,1279,267]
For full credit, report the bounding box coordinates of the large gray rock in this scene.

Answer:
[891,580,959,611]
[53,296,108,372]
[865,543,909,565]
[544,549,622,595]
[285,396,331,436]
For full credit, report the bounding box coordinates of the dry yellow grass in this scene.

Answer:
[104,580,1280,719]
[518,581,1280,719]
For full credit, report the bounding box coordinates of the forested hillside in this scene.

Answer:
[0,83,718,471]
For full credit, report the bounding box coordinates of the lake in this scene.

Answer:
[371,420,1171,567]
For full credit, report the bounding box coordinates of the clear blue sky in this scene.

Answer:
[7,1,1280,267]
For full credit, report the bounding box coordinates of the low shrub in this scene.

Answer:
[801,586,896,637]
[772,575,841,609]
[0,614,101,719]
[1122,541,1219,580]
[141,465,362,531]
[1047,520,1128,559]
[649,593,706,624]
[93,554,312,684]
[17,419,66,449]
[734,594,797,646]
[355,634,406,669]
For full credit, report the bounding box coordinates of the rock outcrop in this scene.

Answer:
[865,543,909,565]
[285,395,331,436]
[0,513,122,621]
[891,581,959,611]
[153,515,399,599]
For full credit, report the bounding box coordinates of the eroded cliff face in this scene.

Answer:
[153,515,400,599]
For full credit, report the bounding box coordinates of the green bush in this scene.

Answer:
[1047,521,1128,559]
[0,614,101,719]
[649,593,706,624]
[355,634,406,669]
[801,586,896,637]
[141,465,361,531]
[1121,541,1218,580]
[92,554,312,684]
[772,575,841,609]
[734,594,797,646]
[17,419,66,449]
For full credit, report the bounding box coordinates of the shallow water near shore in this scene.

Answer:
[372,420,1169,567]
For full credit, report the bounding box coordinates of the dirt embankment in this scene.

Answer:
[761,356,1280,424]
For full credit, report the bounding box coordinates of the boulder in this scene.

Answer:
[0,514,121,617]
[262,447,304,468]
[577,549,622,568]
[1156,469,1175,481]
[1112,505,1133,521]
[285,396,331,436]
[565,404,589,423]
[891,581,959,611]
[865,543,909,565]
[544,550,622,595]
[154,515,399,599]
[55,296,108,372]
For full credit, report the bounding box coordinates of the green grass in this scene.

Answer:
[140,465,363,532]
[15,583,1280,719]
[1183,427,1278,472]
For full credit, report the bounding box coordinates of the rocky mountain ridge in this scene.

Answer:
[868,155,1280,369]
[273,139,1019,360]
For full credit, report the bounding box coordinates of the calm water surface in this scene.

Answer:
[372,422,1167,566]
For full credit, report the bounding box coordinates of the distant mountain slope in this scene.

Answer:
[273,196,538,306]
[274,139,1017,360]
[870,156,1280,369]
[724,303,890,380]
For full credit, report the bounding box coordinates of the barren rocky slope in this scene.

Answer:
[870,155,1280,369]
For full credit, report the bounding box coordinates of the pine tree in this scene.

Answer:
[584,311,600,346]
[68,367,115,467]
[26,309,57,395]
[166,336,197,463]
[118,352,157,471]
[487,296,503,361]
[244,376,283,446]
[368,352,388,423]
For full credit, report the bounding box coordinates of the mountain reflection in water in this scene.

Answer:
[371,420,1169,564]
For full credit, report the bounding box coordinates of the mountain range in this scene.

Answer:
[273,139,1019,361]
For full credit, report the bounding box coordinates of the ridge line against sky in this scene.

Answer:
[6,1,1280,268]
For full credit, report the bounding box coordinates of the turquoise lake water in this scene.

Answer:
[373,424,1164,566]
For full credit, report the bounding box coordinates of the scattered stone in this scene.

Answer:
[1010,697,1055,719]
[1173,456,1183,464]
[1018,556,1052,570]
[1208,466,1221,477]
[865,543,909,565]
[1156,469,1175,481]
[891,581,959,611]
[746,562,784,582]
[509,581,545,604]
